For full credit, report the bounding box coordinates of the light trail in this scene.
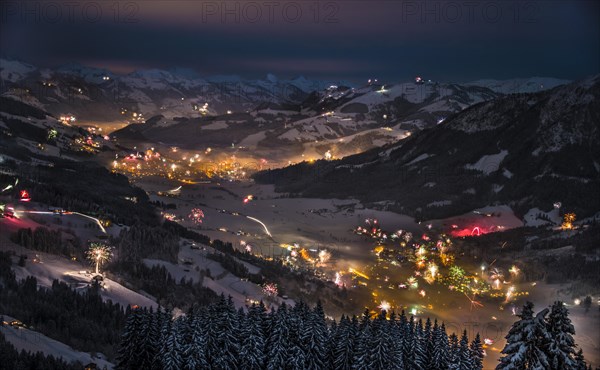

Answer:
[20,210,54,215]
[168,186,182,194]
[348,267,370,280]
[20,210,106,234]
[246,216,272,237]
[72,212,107,234]
[464,292,484,311]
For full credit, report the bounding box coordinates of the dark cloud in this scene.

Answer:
[1,0,598,82]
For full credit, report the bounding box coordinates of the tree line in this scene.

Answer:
[116,295,486,370]
[11,226,82,258]
[116,295,596,370]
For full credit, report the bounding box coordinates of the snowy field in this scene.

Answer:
[142,179,423,265]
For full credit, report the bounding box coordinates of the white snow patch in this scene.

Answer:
[427,200,452,207]
[407,153,431,165]
[523,207,562,227]
[465,150,508,174]
[239,131,267,147]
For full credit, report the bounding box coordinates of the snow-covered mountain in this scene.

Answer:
[109,79,511,158]
[2,58,573,159]
[0,58,338,122]
[0,59,36,82]
[464,77,570,94]
[255,76,600,219]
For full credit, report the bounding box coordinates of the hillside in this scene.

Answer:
[109,80,516,159]
[0,58,339,123]
[2,58,571,160]
[254,76,600,220]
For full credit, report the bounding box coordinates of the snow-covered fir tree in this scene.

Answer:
[367,311,393,369]
[116,306,143,369]
[183,308,208,369]
[470,333,484,370]
[387,312,405,369]
[332,315,358,369]
[574,349,588,370]
[266,303,290,370]
[137,307,159,369]
[352,320,372,370]
[213,295,240,369]
[159,316,183,370]
[402,315,416,369]
[457,330,473,370]
[497,301,551,370]
[547,301,578,369]
[301,301,328,369]
[412,319,428,370]
[238,303,266,369]
[287,302,306,370]
[448,332,460,370]
[431,322,451,370]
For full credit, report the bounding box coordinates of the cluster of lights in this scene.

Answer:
[193,102,209,114]
[162,212,177,221]
[350,218,536,313]
[59,114,76,125]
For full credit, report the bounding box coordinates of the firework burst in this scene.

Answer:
[318,249,332,264]
[86,243,112,275]
[262,283,278,297]
[188,208,205,224]
[378,300,391,312]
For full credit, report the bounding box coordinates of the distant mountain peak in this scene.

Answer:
[168,67,202,80]
[463,77,570,94]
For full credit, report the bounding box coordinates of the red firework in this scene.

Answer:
[188,208,205,224]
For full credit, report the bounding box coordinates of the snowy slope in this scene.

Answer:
[464,77,570,94]
[2,58,580,160]
[8,248,157,309]
[255,76,600,219]
[144,243,275,309]
[1,316,114,369]
[0,59,36,82]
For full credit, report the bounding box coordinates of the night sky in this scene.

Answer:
[1,0,598,83]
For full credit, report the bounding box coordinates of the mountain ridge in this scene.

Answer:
[253,75,600,220]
